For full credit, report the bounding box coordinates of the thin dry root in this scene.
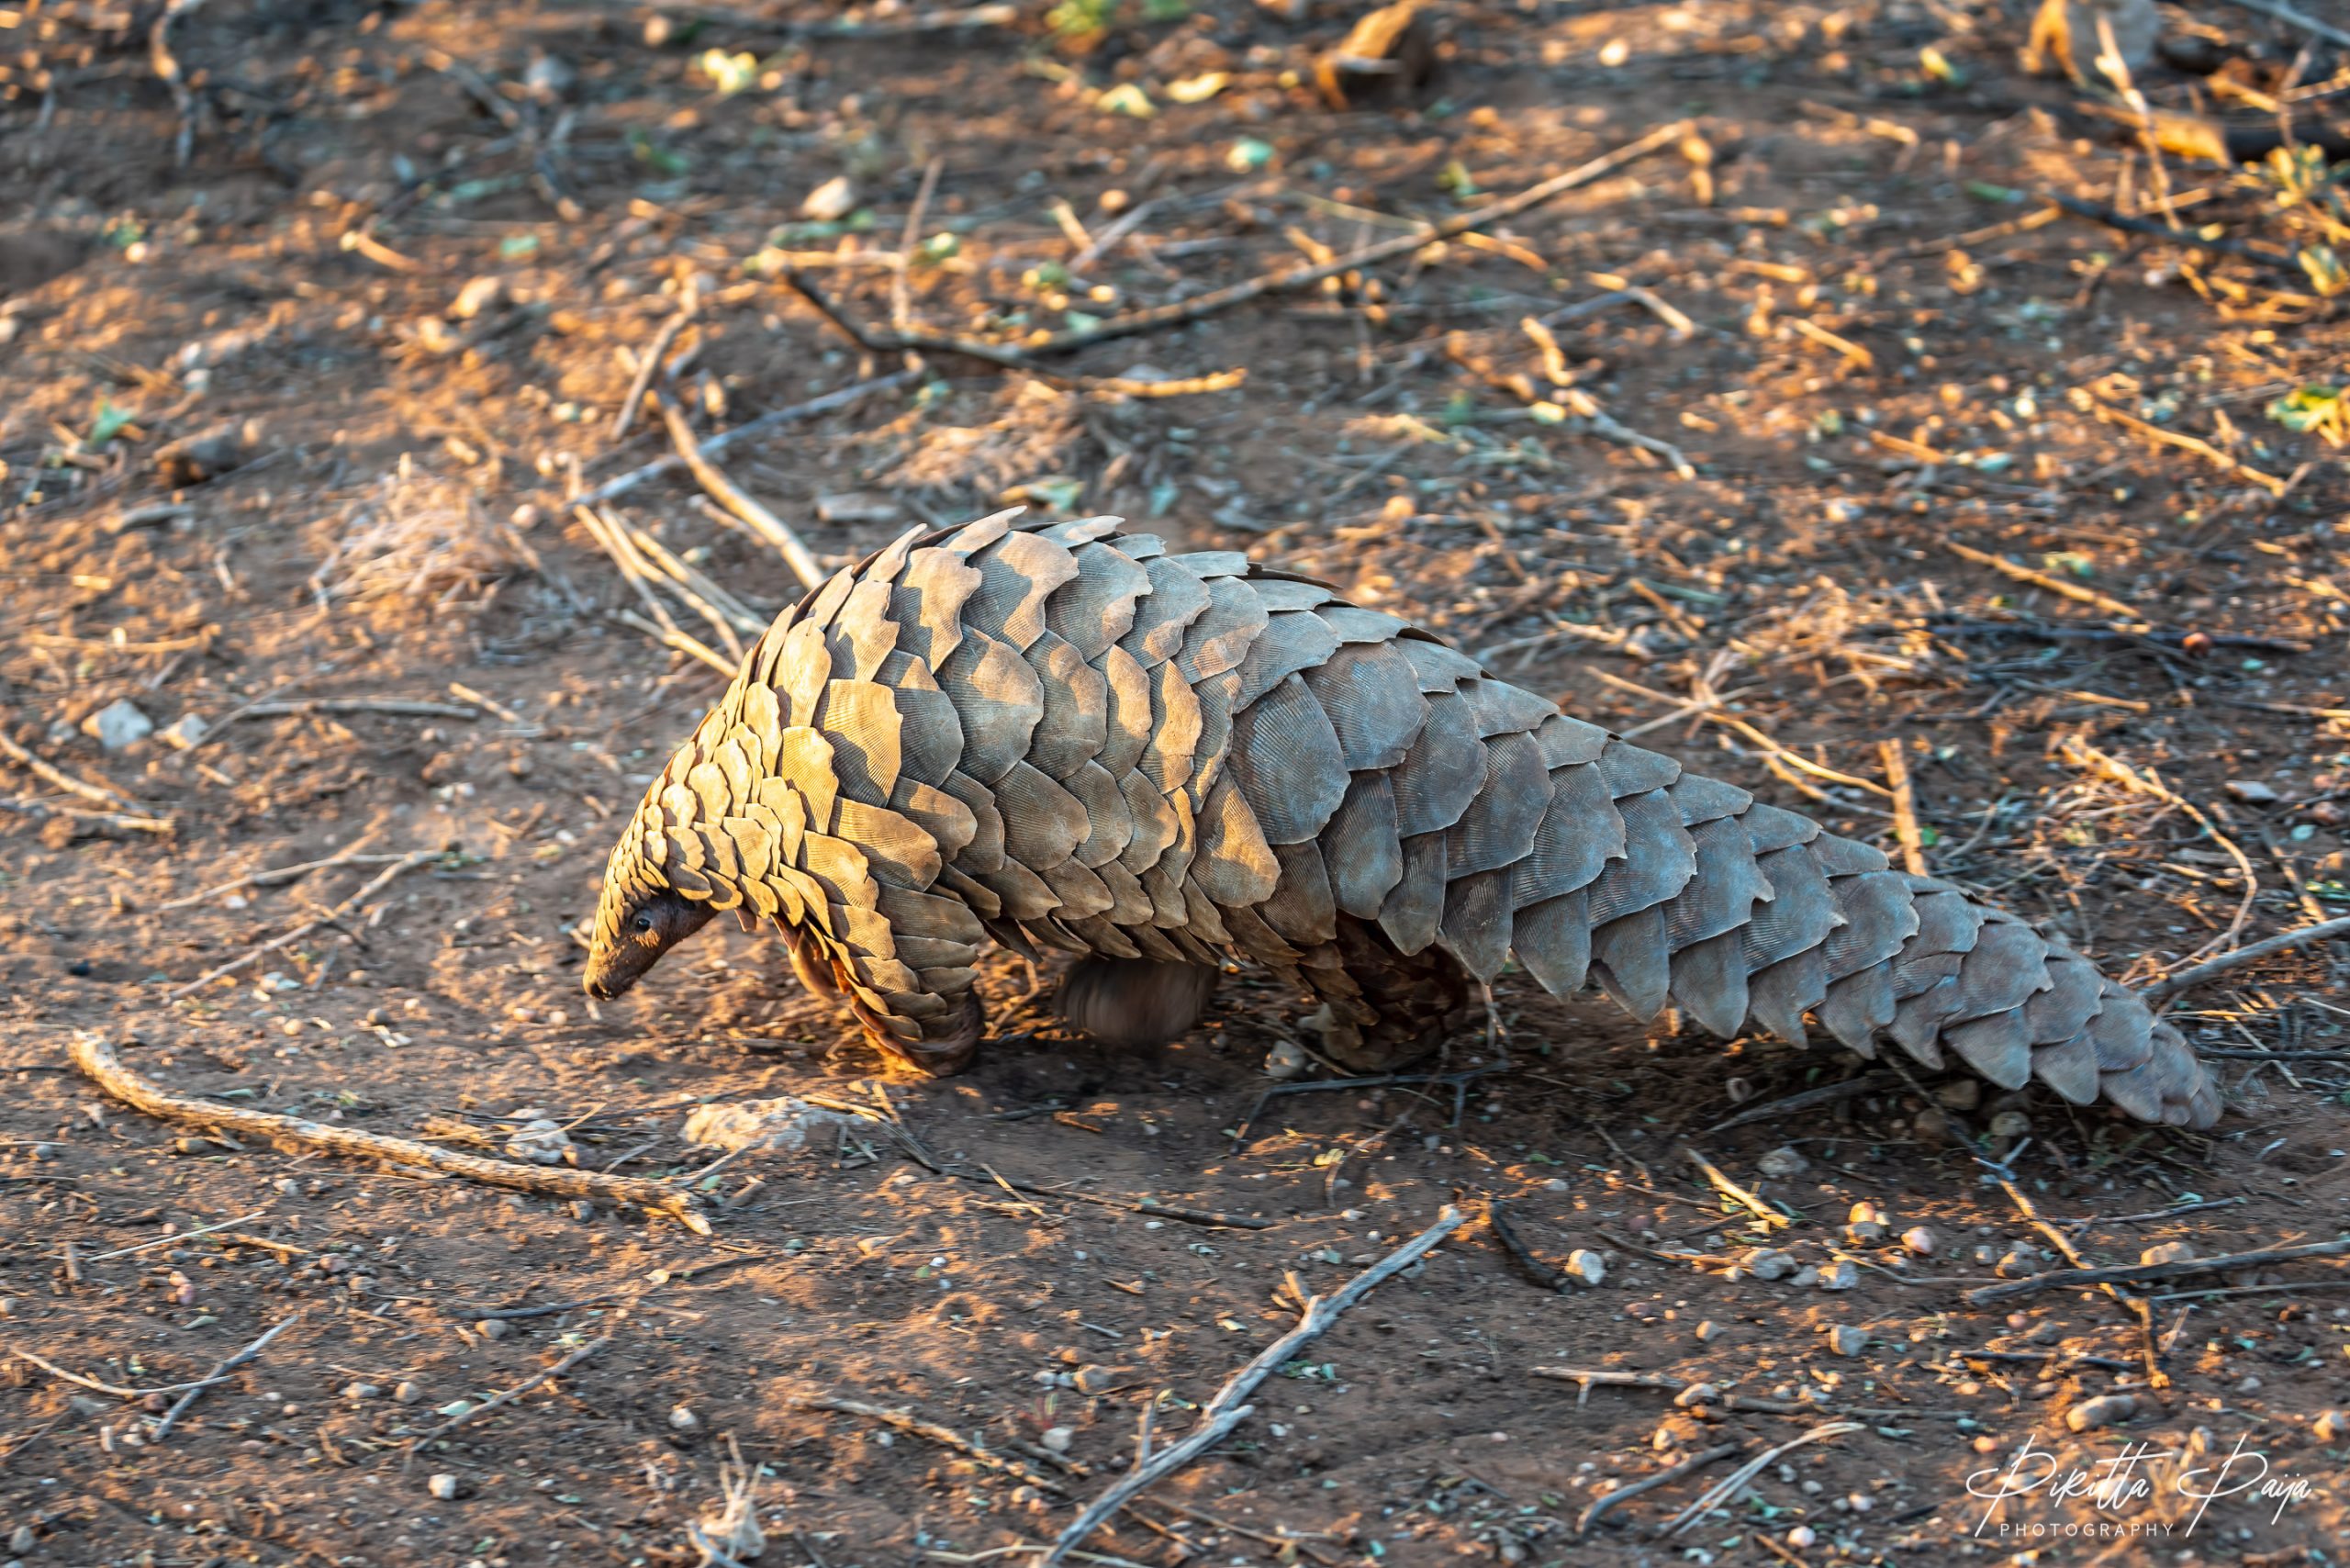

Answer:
[68,1033,711,1233]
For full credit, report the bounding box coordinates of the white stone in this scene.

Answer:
[1262,1038,1311,1081]
[2313,1410,2348,1443]
[800,175,857,221]
[1756,1146,1810,1179]
[2140,1241,2195,1267]
[450,275,505,319]
[1818,1260,1859,1292]
[1564,1249,1606,1287]
[160,712,209,749]
[427,1473,461,1500]
[669,1405,699,1430]
[2065,1394,2137,1431]
[1042,1426,1074,1452]
[1742,1247,1796,1282]
[1900,1226,1938,1257]
[502,1119,575,1166]
[82,699,152,751]
[1826,1325,1867,1356]
[679,1098,854,1154]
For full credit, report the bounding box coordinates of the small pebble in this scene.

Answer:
[669,1405,699,1430]
[393,1381,423,1404]
[1996,1248,2039,1278]
[344,1382,381,1401]
[477,1318,511,1340]
[2140,1241,2195,1267]
[427,1473,461,1501]
[1741,1247,1795,1282]
[1933,1080,1980,1110]
[1845,1202,1887,1243]
[1900,1226,1938,1257]
[7,1529,33,1555]
[1789,1264,1821,1288]
[1987,1110,2031,1139]
[1694,1319,1722,1341]
[1673,1383,1718,1407]
[1564,1249,1606,1288]
[2312,1410,2347,1443]
[2065,1394,2138,1432]
[1825,1325,1867,1356]
[1818,1260,1859,1292]
[1786,1526,1817,1549]
[1041,1426,1074,1453]
[1756,1146,1809,1179]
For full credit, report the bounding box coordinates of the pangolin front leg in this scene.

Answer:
[585,509,2222,1128]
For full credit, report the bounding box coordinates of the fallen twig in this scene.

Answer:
[1681,1147,1789,1229]
[782,269,1247,398]
[405,1334,610,1452]
[1,798,177,836]
[69,1035,711,1232]
[1700,1071,1902,1135]
[225,698,480,723]
[574,372,920,510]
[792,1394,1063,1491]
[1039,1206,1470,1567]
[151,834,399,913]
[1991,1174,2166,1385]
[655,393,826,593]
[2216,0,2350,48]
[1576,1442,1744,1538]
[576,504,743,668]
[2061,737,2258,975]
[1945,540,2144,622]
[2140,915,2350,1005]
[1487,1202,1572,1293]
[2083,398,2287,497]
[611,308,694,443]
[658,2,1017,37]
[0,729,142,811]
[1660,1424,1863,1537]
[149,0,206,166]
[951,121,1691,360]
[1878,740,1927,876]
[1965,1237,2350,1305]
[164,851,438,999]
[1531,1366,1803,1416]
[148,1313,302,1441]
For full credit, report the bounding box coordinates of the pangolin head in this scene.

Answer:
[582,793,719,1001]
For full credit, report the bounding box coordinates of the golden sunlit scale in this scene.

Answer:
[7,0,2350,1560]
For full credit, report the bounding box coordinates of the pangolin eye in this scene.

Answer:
[632,913,655,935]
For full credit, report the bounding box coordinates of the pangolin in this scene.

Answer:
[584,509,2221,1127]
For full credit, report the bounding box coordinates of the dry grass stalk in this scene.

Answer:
[1945,539,2145,621]
[1879,741,1928,876]
[655,393,826,592]
[0,728,142,811]
[2059,736,2259,972]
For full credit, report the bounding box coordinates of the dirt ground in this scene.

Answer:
[6,1,2350,1564]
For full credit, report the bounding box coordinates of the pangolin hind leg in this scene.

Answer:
[1293,915,1479,1072]
[1054,958,1223,1049]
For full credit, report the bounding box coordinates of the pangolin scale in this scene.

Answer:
[585,510,2221,1128]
